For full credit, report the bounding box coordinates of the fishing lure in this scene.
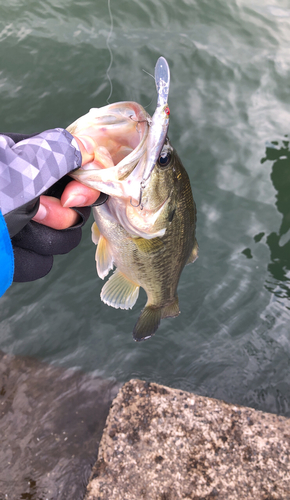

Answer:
[132,56,171,209]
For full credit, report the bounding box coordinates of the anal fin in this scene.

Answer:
[101,269,139,310]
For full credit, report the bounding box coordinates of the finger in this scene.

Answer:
[61,180,100,207]
[73,135,94,164]
[32,195,80,229]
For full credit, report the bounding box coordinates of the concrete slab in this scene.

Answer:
[85,379,290,500]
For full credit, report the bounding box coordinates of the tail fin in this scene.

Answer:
[132,297,180,342]
[133,306,162,342]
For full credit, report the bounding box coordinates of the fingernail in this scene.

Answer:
[63,194,88,207]
[34,203,47,221]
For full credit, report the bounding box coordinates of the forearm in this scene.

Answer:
[0,128,82,216]
[0,126,99,296]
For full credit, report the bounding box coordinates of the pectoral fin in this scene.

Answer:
[133,236,164,254]
[186,238,198,265]
[95,235,114,279]
[101,269,139,309]
[91,222,101,245]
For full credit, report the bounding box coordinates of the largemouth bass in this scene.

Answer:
[67,58,198,341]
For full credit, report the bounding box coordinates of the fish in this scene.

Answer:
[67,57,198,341]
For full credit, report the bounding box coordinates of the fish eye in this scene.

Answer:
[158,150,171,168]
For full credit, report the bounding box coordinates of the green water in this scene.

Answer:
[1,0,290,418]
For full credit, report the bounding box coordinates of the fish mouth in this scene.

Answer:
[67,57,171,204]
[67,101,152,201]
[67,101,150,170]
[67,101,172,239]
[67,102,153,202]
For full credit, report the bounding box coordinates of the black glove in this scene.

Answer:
[11,175,92,282]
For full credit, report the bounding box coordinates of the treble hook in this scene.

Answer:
[129,181,146,210]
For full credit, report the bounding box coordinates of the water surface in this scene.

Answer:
[1,0,290,421]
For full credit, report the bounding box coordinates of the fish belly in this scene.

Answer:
[93,204,177,308]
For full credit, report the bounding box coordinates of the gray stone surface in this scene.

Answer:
[0,351,120,500]
[85,379,290,500]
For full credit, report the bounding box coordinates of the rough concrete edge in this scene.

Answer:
[84,379,290,500]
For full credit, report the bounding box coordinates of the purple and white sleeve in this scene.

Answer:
[0,128,82,216]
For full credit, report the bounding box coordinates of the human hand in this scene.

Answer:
[1,130,100,282]
[31,134,99,229]
[12,177,100,282]
[32,180,100,229]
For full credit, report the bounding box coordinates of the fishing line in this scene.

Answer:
[142,97,154,110]
[106,0,114,103]
[141,69,155,110]
[142,69,155,80]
